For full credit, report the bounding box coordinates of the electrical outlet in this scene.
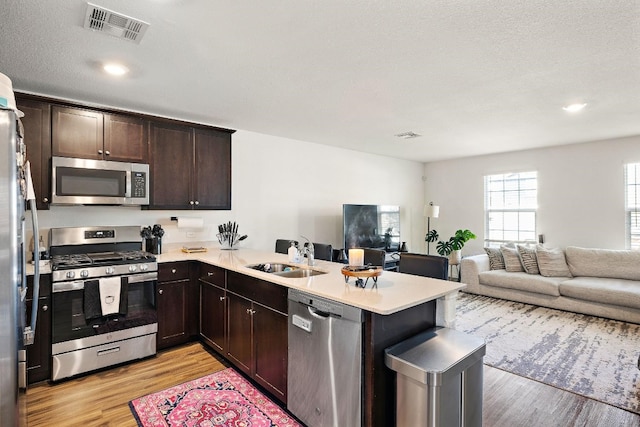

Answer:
[186,231,195,238]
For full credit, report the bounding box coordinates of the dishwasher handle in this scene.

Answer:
[308,306,331,318]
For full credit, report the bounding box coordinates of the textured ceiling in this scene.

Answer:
[1,0,639,162]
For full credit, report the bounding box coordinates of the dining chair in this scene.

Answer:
[398,252,449,280]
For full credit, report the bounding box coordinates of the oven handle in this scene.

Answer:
[127,272,158,284]
[53,272,158,292]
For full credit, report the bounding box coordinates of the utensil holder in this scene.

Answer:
[145,237,161,254]
[216,233,238,250]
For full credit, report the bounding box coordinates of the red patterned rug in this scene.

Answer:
[129,368,301,427]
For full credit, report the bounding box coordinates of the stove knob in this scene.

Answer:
[66,271,75,279]
[105,267,115,275]
[80,270,89,278]
[139,264,149,272]
[129,265,137,273]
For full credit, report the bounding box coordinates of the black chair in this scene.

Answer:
[275,239,297,254]
[398,253,449,280]
[362,248,386,268]
[304,242,333,261]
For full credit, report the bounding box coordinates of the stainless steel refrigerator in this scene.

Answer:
[0,107,41,426]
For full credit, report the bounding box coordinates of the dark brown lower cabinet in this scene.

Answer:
[25,274,52,384]
[200,280,226,353]
[226,272,288,403]
[157,262,197,350]
[252,303,288,401]
[226,293,253,373]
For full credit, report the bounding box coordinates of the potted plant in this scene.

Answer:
[431,229,476,265]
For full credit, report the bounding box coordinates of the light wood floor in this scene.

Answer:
[26,342,640,426]
[26,342,227,427]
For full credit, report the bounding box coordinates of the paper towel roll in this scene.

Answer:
[177,217,204,229]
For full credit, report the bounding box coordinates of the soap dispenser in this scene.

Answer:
[288,241,298,263]
[38,235,48,260]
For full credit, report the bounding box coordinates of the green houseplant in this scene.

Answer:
[426,229,476,264]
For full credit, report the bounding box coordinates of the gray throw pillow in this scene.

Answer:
[517,244,540,275]
[500,245,524,272]
[536,245,572,277]
[484,247,505,270]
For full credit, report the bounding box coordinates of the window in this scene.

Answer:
[626,163,640,250]
[484,171,537,247]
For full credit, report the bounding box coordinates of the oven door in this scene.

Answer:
[52,273,157,345]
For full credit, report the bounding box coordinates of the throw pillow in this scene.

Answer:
[484,247,505,270]
[500,245,524,272]
[517,244,540,274]
[536,245,572,277]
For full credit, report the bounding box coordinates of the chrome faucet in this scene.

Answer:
[300,235,315,266]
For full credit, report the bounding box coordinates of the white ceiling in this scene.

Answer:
[1,0,639,162]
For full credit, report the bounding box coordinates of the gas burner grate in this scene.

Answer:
[51,254,92,269]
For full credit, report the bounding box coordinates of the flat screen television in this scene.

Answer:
[343,204,400,251]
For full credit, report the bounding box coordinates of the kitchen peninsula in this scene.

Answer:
[157,245,465,427]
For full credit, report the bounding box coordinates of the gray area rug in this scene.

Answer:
[455,293,640,414]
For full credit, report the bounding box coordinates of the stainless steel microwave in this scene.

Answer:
[51,156,149,205]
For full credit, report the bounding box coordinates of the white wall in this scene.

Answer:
[424,135,640,257]
[33,130,426,254]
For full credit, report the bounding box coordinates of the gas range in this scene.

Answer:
[48,225,159,381]
[49,226,157,283]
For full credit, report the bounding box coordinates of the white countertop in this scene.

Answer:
[156,246,465,315]
[27,246,465,315]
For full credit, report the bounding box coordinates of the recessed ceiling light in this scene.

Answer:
[562,103,587,113]
[103,63,129,76]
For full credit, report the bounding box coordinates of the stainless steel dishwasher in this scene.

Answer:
[287,288,363,427]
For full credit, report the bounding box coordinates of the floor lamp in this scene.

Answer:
[424,202,440,255]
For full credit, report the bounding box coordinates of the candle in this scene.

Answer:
[349,249,364,267]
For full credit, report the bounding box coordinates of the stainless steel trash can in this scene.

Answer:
[385,327,486,427]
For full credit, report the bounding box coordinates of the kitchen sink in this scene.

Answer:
[275,268,328,278]
[246,263,327,278]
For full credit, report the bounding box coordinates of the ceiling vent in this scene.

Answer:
[83,2,149,44]
[395,131,422,139]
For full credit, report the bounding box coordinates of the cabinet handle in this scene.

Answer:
[195,201,199,205]
[171,269,177,274]
[189,201,194,205]
[98,149,103,154]
[43,197,49,203]
[105,150,110,156]
[159,289,164,295]
[207,272,214,276]
[246,308,251,315]
[246,308,256,315]
[42,305,48,311]
[219,296,225,301]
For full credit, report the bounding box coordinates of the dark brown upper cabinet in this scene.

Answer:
[16,97,52,209]
[52,106,148,163]
[148,122,231,210]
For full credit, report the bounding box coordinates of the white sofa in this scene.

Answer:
[460,246,640,324]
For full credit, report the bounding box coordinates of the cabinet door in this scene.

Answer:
[25,297,51,384]
[156,279,188,349]
[17,97,51,209]
[226,292,253,375]
[253,304,288,402]
[200,281,226,353]
[149,123,193,209]
[51,106,103,160]
[25,274,51,384]
[103,113,148,163]
[193,129,231,210]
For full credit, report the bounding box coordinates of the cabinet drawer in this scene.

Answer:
[199,263,226,287]
[158,262,190,282]
[227,271,287,313]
